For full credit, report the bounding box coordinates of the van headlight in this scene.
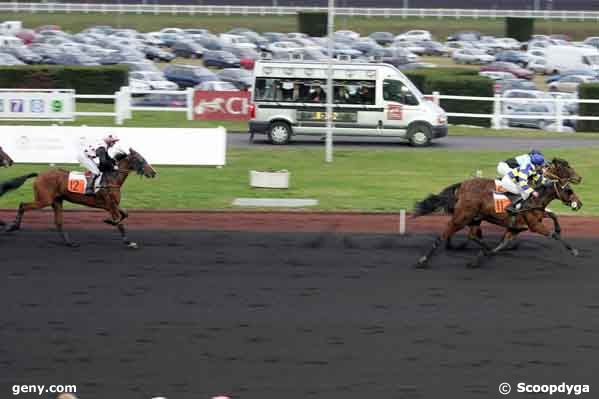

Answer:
[437,114,447,125]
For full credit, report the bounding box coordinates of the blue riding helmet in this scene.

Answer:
[530,152,545,166]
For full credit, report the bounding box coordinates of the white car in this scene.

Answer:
[393,41,426,55]
[548,75,596,93]
[479,71,516,80]
[129,71,179,90]
[195,81,238,91]
[527,58,551,74]
[334,30,360,41]
[395,30,432,42]
[160,27,184,35]
[219,34,256,50]
[496,37,521,50]
[452,49,495,64]
[266,41,303,53]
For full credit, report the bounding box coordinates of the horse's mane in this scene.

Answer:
[551,157,569,168]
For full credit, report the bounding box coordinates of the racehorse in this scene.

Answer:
[413,158,583,268]
[0,146,13,167]
[1,146,38,227]
[5,149,156,247]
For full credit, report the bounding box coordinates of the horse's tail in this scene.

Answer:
[413,182,462,217]
[0,173,38,197]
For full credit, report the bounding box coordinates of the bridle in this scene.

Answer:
[551,179,572,205]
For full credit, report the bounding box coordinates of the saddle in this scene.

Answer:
[67,172,102,195]
[493,180,521,214]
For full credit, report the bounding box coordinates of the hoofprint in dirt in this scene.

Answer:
[1,231,596,399]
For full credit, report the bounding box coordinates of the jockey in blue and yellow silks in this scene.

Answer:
[500,151,547,213]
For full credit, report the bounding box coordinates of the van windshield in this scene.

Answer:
[584,55,599,66]
[383,79,420,105]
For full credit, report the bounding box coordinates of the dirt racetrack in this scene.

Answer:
[1,220,598,399]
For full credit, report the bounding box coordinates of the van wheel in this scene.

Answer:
[268,121,292,145]
[408,123,432,147]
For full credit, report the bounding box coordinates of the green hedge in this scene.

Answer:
[506,17,534,42]
[577,83,599,132]
[298,12,328,37]
[404,68,493,127]
[0,65,128,94]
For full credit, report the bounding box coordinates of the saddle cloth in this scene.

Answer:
[67,172,100,195]
[493,179,511,213]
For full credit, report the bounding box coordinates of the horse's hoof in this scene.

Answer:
[127,242,139,249]
[5,224,19,233]
[415,257,429,269]
[66,242,80,248]
[571,248,579,257]
[466,259,481,268]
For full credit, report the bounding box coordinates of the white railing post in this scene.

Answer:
[115,90,124,125]
[186,88,195,121]
[123,86,132,120]
[432,91,440,106]
[555,98,563,133]
[492,94,502,129]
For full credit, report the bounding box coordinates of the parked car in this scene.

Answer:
[583,36,599,50]
[262,32,286,43]
[142,45,175,62]
[195,80,239,91]
[502,89,551,112]
[452,48,494,64]
[121,61,161,73]
[548,75,596,93]
[351,38,381,55]
[189,33,223,51]
[414,40,450,56]
[480,61,534,79]
[132,93,186,107]
[129,71,179,90]
[222,45,259,69]
[494,78,538,94]
[171,40,205,58]
[1,45,42,63]
[163,64,218,88]
[494,51,530,67]
[527,58,550,74]
[364,47,412,67]
[505,103,573,130]
[545,68,599,84]
[217,68,252,90]
[203,50,240,69]
[45,53,99,66]
[479,71,516,80]
[0,52,25,65]
[395,30,432,42]
[369,31,394,46]
[447,31,481,42]
[334,30,361,42]
[266,41,302,54]
[219,34,257,50]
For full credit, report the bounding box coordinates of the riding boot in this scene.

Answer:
[506,197,524,214]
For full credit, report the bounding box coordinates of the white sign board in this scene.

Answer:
[0,126,227,166]
[0,90,75,120]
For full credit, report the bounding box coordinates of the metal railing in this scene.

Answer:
[2,2,599,20]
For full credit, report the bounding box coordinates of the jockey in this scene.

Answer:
[77,134,120,190]
[497,149,545,178]
[501,151,548,213]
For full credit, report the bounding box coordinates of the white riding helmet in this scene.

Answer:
[103,134,120,146]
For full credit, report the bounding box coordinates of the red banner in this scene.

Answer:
[193,90,251,121]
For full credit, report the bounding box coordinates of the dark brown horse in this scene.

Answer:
[6,149,156,247]
[0,146,13,167]
[414,158,583,268]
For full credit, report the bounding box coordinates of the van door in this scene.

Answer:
[381,78,423,136]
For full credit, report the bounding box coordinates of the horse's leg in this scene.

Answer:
[116,223,138,249]
[545,210,561,238]
[6,198,52,232]
[467,224,491,252]
[416,214,470,268]
[101,193,124,226]
[52,199,78,247]
[467,230,517,268]
[528,218,579,257]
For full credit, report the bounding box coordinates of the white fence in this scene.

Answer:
[67,87,599,132]
[427,91,599,132]
[2,2,599,20]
